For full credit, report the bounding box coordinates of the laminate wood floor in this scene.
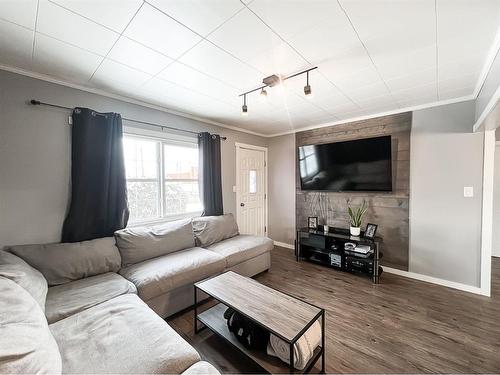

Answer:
[168,248,500,374]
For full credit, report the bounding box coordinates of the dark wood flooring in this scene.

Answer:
[168,248,500,374]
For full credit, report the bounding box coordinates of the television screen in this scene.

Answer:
[298,135,392,192]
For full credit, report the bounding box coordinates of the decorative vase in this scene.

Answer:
[323,225,329,233]
[350,226,361,236]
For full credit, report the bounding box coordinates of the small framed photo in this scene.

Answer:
[364,223,378,239]
[308,216,318,229]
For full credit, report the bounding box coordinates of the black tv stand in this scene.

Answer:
[295,227,383,283]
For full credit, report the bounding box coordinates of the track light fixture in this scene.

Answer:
[304,71,312,96]
[242,94,248,116]
[238,67,317,114]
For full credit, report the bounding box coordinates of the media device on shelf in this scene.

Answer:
[298,135,392,192]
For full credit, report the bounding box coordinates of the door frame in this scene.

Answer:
[235,142,268,237]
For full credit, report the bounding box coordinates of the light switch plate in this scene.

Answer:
[464,186,474,197]
[232,185,236,193]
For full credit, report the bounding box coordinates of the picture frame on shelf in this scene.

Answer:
[364,223,378,239]
[308,216,318,229]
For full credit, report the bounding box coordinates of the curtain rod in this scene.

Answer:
[29,99,227,140]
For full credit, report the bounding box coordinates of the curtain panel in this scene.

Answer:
[62,107,129,242]
[198,132,223,216]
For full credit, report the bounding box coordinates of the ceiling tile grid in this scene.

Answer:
[0,0,499,135]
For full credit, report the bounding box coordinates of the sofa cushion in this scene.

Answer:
[8,237,121,286]
[50,293,200,374]
[115,218,195,267]
[192,214,239,247]
[120,247,225,301]
[0,249,48,311]
[0,276,62,374]
[45,272,137,324]
[182,361,220,375]
[207,234,274,267]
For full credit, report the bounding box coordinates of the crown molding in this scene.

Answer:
[0,64,269,138]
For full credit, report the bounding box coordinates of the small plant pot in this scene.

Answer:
[350,226,361,236]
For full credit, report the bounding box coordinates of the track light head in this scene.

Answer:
[242,104,248,115]
[260,87,267,97]
[304,84,312,96]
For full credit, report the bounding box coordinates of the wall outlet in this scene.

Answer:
[463,186,474,198]
[232,185,236,193]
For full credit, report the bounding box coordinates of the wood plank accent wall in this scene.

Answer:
[295,112,411,270]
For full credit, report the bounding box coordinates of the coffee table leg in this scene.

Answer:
[289,342,294,374]
[321,310,325,373]
[193,286,198,334]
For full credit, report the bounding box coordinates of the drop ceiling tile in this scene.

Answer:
[179,40,262,90]
[37,0,119,56]
[342,80,390,102]
[340,0,435,53]
[208,8,282,64]
[437,0,500,66]
[34,33,102,83]
[147,0,244,36]
[247,42,307,77]
[318,46,379,90]
[124,3,201,59]
[438,86,474,100]
[354,94,398,110]
[50,0,143,33]
[385,68,436,93]
[0,0,38,29]
[108,36,173,75]
[391,82,437,102]
[91,59,152,92]
[158,62,240,104]
[0,19,33,69]
[248,0,340,42]
[438,73,478,94]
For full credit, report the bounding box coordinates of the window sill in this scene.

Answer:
[127,211,203,228]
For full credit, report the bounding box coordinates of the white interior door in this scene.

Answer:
[236,144,267,236]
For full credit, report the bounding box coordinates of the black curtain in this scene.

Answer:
[62,108,129,242]
[198,132,223,216]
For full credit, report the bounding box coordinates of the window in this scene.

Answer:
[123,135,202,223]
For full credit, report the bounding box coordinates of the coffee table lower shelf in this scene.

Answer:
[196,303,323,374]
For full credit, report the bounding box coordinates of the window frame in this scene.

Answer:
[123,128,202,226]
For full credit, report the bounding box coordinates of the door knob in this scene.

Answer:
[240,203,245,207]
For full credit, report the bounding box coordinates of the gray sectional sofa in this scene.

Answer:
[0,214,273,374]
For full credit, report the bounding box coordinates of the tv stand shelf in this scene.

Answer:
[295,227,383,283]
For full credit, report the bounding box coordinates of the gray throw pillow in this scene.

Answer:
[8,237,121,286]
[0,250,48,312]
[0,276,62,374]
[192,214,239,247]
[114,218,196,267]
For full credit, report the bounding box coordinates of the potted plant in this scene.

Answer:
[348,200,368,236]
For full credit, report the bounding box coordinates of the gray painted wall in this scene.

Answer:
[268,134,296,245]
[410,100,483,287]
[0,70,266,248]
[476,51,500,122]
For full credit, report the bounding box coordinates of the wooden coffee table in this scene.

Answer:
[194,271,325,374]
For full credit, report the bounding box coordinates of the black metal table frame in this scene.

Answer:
[194,274,326,374]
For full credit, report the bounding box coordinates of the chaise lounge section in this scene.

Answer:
[0,214,273,373]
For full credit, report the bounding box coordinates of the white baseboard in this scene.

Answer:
[383,266,486,296]
[273,241,294,250]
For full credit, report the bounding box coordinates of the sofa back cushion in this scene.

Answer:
[8,237,121,286]
[0,276,62,374]
[0,250,48,311]
[192,214,239,247]
[115,219,195,267]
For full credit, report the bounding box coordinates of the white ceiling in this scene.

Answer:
[0,0,499,136]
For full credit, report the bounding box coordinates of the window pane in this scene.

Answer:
[126,181,159,221]
[164,144,198,179]
[249,170,257,193]
[164,180,202,215]
[124,137,158,179]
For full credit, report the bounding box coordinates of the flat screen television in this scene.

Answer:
[298,135,392,192]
